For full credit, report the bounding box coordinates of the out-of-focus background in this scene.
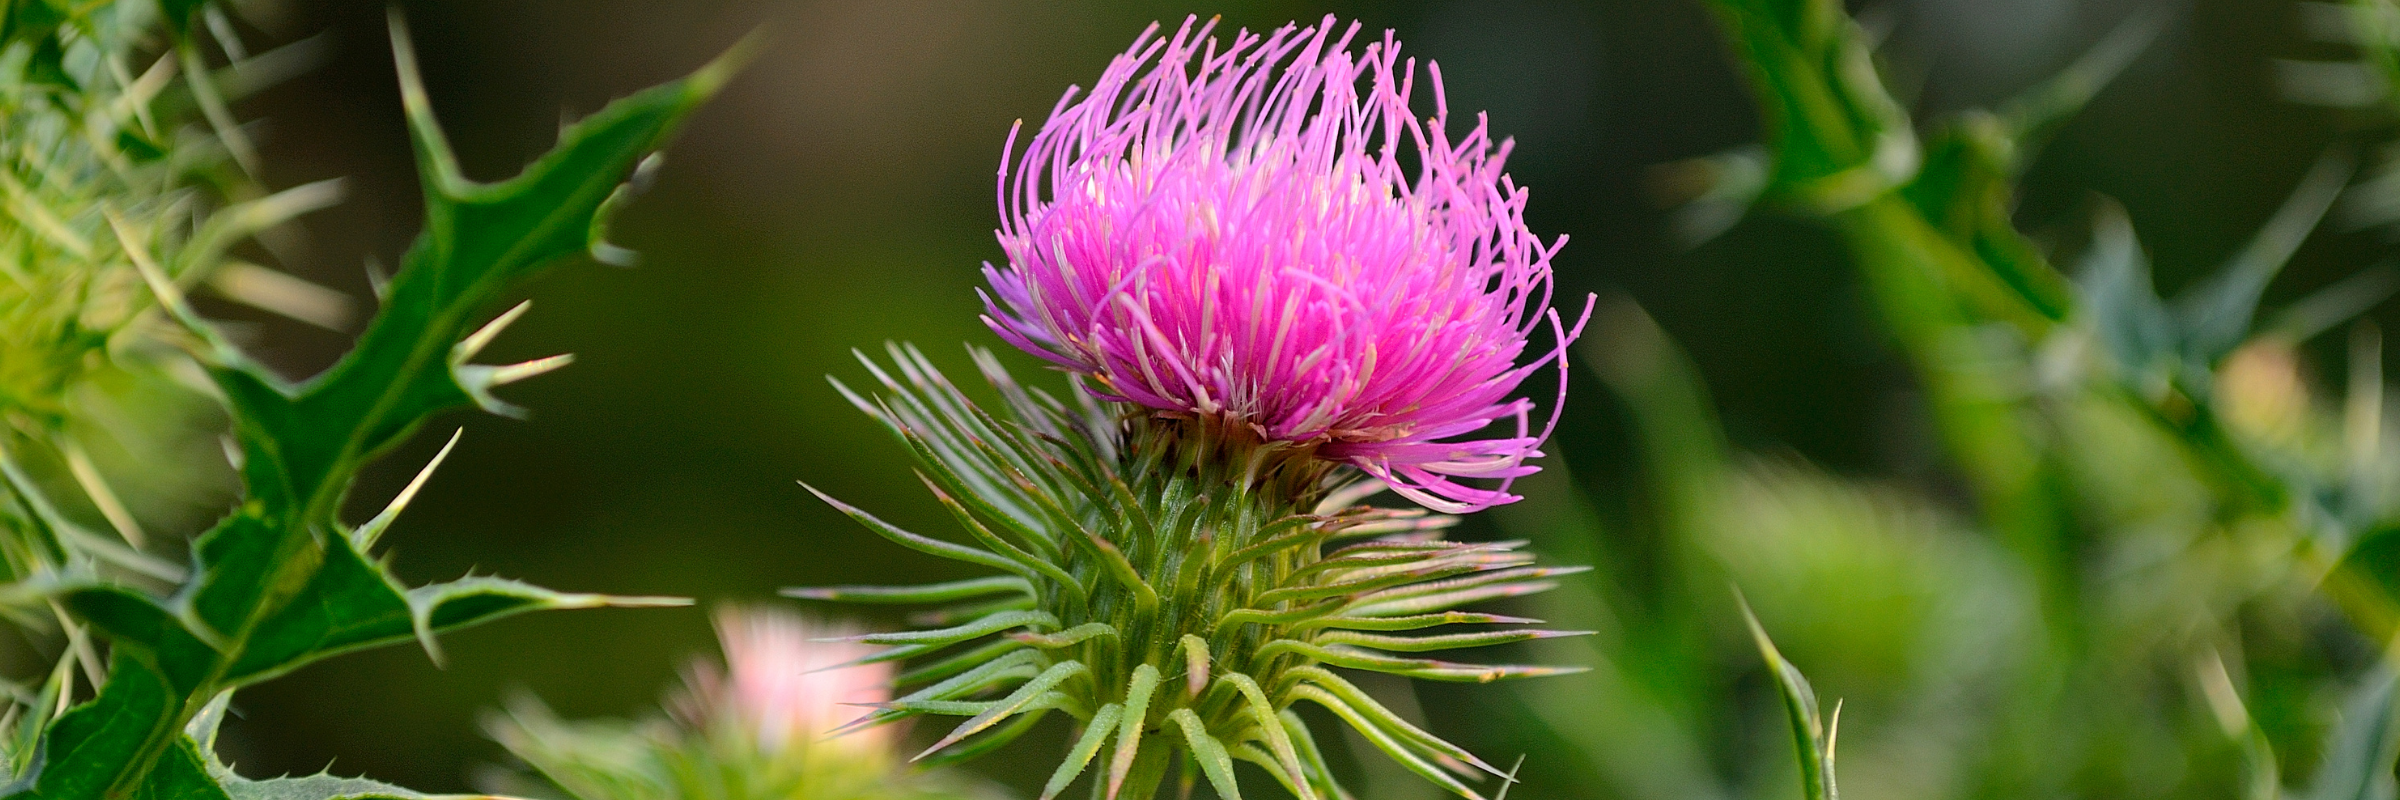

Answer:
[202,0,2380,795]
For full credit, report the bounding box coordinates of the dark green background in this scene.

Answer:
[204,0,2372,792]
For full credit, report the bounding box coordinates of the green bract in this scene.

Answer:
[795,346,1587,800]
[0,2,741,798]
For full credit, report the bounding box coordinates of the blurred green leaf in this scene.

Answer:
[1738,596,1838,800]
[1900,114,2072,321]
[2303,664,2400,800]
[2077,202,2178,389]
[1701,0,1915,214]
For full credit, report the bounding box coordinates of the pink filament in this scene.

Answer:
[983,15,1591,513]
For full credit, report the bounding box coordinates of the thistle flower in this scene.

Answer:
[671,607,897,758]
[981,15,1589,514]
[486,606,976,800]
[800,17,1589,800]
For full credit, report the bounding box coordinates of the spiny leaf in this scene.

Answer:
[209,16,748,518]
[57,588,218,692]
[2078,201,2178,382]
[22,652,180,799]
[218,773,442,800]
[13,15,745,799]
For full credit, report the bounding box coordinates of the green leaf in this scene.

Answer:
[1738,596,1839,800]
[1898,117,2073,322]
[2076,202,2178,384]
[12,14,745,800]
[218,775,433,800]
[209,16,747,519]
[129,738,227,800]
[1701,0,1915,213]
[2303,665,2399,800]
[1888,7,2158,321]
[56,587,219,693]
[21,653,180,799]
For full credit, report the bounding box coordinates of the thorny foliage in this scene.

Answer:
[0,2,738,799]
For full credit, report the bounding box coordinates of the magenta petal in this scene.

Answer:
[984,15,1588,512]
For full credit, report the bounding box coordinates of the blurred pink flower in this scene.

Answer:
[982,15,1591,513]
[673,606,893,756]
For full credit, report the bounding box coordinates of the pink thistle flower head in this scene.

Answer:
[671,606,894,758]
[982,15,1592,513]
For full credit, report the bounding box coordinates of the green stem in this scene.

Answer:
[1835,194,2081,620]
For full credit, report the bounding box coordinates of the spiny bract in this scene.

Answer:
[795,344,1589,800]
